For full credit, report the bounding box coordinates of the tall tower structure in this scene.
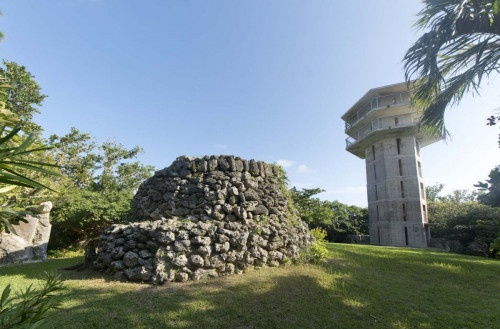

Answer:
[341,82,440,248]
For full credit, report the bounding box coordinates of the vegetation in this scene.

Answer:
[475,165,500,206]
[0,273,64,329]
[426,183,500,257]
[296,227,329,264]
[290,187,368,242]
[1,244,499,328]
[404,0,500,137]
[0,76,60,233]
[47,128,154,251]
[0,61,154,252]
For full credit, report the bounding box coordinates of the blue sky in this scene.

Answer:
[1,0,499,206]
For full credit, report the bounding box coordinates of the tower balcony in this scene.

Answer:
[344,91,412,132]
[345,113,419,157]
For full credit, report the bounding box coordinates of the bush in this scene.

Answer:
[310,227,327,242]
[290,187,368,242]
[49,189,132,250]
[296,241,329,265]
[0,272,64,328]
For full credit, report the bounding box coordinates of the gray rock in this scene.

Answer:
[123,251,140,268]
[244,189,259,201]
[253,205,269,216]
[139,250,153,259]
[175,272,189,282]
[189,254,204,267]
[172,255,188,267]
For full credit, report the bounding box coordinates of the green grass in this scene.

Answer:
[1,244,499,328]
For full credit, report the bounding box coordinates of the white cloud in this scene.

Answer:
[214,144,227,150]
[276,159,295,168]
[297,164,310,174]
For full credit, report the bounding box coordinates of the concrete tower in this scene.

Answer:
[341,82,440,248]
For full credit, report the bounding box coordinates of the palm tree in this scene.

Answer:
[404,0,500,137]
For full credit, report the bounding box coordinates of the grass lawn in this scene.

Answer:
[1,243,499,329]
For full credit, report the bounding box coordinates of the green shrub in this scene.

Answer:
[310,227,327,242]
[0,272,64,328]
[296,241,328,265]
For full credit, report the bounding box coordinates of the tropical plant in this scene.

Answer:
[0,272,64,328]
[0,81,59,233]
[404,0,500,137]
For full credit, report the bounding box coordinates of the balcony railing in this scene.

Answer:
[345,91,411,131]
[345,113,417,149]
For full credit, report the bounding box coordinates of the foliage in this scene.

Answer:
[43,128,155,250]
[49,189,133,250]
[428,183,500,257]
[404,0,500,137]
[47,248,84,259]
[0,61,154,249]
[0,272,64,329]
[475,165,500,206]
[426,183,478,203]
[48,128,154,194]
[0,61,47,135]
[0,81,59,233]
[296,242,328,265]
[290,187,368,242]
[309,227,327,242]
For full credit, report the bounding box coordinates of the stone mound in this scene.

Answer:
[94,155,313,283]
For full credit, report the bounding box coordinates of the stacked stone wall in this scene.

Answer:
[95,156,313,283]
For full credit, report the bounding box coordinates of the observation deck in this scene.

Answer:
[341,82,423,158]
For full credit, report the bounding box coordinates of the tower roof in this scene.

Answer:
[342,81,415,121]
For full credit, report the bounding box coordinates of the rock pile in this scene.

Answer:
[94,155,313,283]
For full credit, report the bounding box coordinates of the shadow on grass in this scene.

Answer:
[4,245,500,329]
[50,269,376,329]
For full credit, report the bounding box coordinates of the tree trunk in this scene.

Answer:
[84,247,97,268]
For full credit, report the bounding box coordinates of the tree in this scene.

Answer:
[428,183,500,257]
[290,187,368,242]
[404,0,500,137]
[426,183,445,202]
[0,81,59,233]
[0,61,47,135]
[47,128,154,253]
[475,165,500,206]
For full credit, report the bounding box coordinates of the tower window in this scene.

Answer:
[404,227,409,246]
[398,159,403,176]
[375,185,378,200]
[400,181,405,198]
[372,145,376,160]
[374,164,377,180]
[397,138,401,154]
[394,117,399,126]
[420,182,425,198]
[418,161,422,177]
[376,205,380,221]
[422,204,427,222]
[378,227,381,244]
[402,203,407,221]
[416,140,421,156]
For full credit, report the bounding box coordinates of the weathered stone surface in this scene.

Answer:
[0,202,53,265]
[123,251,140,268]
[95,156,314,284]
